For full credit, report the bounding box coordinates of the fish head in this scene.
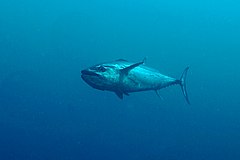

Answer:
[81,64,119,91]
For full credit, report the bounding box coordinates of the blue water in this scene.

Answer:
[1,0,240,159]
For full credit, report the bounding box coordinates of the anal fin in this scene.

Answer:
[155,90,163,100]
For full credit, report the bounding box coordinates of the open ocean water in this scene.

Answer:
[0,0,240,159]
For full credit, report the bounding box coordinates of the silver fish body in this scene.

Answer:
[81,59,190,104]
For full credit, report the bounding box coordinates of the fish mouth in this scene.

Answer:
[81,70,99,77]
[81,69,104,90]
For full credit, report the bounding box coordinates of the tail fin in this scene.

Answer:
[179,67,190,105]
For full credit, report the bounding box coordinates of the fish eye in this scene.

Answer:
[97,66,106,72]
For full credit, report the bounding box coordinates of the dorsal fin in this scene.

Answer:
[115,59,128,62]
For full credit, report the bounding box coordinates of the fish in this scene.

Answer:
[81,58,190,104]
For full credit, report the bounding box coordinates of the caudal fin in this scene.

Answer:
[179,67,190,105]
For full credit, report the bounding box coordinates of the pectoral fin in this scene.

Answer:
[120,58,146,76]
[119,58,146,83]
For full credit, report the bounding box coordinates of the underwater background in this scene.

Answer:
[0,0,240,159]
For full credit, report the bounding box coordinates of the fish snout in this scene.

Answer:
[81,69,99,76]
